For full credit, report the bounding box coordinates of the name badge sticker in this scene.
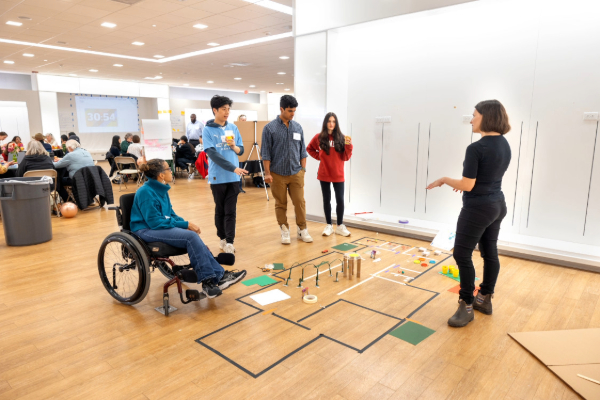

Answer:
[293,132,301,141]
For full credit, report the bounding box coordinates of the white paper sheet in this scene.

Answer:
[431,230,456,251]
[249,289,291,306]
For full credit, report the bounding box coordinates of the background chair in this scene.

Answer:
[114,156,142,191]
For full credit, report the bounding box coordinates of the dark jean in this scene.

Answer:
[176,157,195,171]
[136,228,224,284]
[210,182,240,244]
[320,181,344,225]
[453,194,507,304]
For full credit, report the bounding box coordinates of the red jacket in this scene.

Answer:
[195,151,209,179]
[307,134,353,182]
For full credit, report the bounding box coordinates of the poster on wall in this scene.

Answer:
[141,119,172,160]
[59,112,74,131]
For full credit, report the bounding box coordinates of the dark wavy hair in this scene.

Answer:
[139,159,167,180]
[318,112,344,155]
[475,100,511,135]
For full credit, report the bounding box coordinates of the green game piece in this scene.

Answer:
[242,275,278,287]
[273,263,284,270]
[438,271,479,283]
[389,321,435,345]
[332,243,359,251]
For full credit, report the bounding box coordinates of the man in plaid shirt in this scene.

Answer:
[261,95,313,244]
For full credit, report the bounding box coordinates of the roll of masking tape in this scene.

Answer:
[303,294,318,304]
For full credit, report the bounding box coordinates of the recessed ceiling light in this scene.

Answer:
[249,85,256,88]
[144,76,162,80]
[4,60,14,64]
[276,83,283,84]
[113,64,123,67]
[89,69,98,72]
[132,42,144,46]
[43,59,47,61]
[279,56,289,59]
[234,77,242,80]
[207,81,214,83]
[22,53,34,57]
[6,21,22,26]
[207,42,219,46]
[241,0,292,15]
[153,55,164,58]
[183,83,189,86]
[101,22,116,28]
[152,24,157,27]
[277,72,286,75]
[284,88,290,91]
[193,24,208,29]
[18,16,32,20]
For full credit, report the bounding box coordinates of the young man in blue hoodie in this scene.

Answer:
[203,95,248,254]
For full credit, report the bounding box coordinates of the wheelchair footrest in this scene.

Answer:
[186,289,205,302]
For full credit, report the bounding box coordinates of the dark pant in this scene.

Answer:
[176,157,195,171]
[210,182,240,244]
[59,177,72,202]
[190,139,200,148]
[453,197,507,304]
[320,181,344,225]
[108,158,117,177]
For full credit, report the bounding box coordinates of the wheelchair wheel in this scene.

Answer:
[98,232,150,305]
[153,254,192,281]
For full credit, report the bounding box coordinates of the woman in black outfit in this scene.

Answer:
[427,100,511,328]
[108,135,121,178]
[175,135,196,172]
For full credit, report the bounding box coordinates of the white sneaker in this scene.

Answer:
[224,243,235,254]
[297,227,313,243]
[219,239,227,250]
[322,224,334,236]
[280,224,291,245]
[335,224,351,237]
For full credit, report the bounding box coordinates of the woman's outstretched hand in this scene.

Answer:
[188,222,201,234]
[427,178,445,190]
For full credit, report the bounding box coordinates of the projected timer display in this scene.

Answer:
[85,109,118,127]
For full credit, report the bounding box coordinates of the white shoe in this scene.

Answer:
[335,224,351,237]
[219,239,227,250]
[223,243,235,254]
[297,227,313,243]
[280,224,291,245]
[322,224,334,236]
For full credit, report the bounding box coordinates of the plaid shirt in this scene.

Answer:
[261,116,308,176]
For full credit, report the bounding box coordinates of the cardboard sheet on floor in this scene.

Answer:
[549,364,600,400]
[389,321,435,345]
[249,289,291,306]
[332,243,359,251]
[242,275,278,287]
[509,328,600,366]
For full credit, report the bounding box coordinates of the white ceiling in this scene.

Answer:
[0,0,294,93]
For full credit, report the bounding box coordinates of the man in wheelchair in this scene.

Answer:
[131,159,246,298]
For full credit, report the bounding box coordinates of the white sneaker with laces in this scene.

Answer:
[224,243,235,254]
[322,224,334,236]
[219,239,227,250]
[280,224,291,245]
[335,224,351,237]
[297,227,313,243]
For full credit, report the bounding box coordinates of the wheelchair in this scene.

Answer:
[97,193,234,316]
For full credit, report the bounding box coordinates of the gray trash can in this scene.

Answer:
[0,177,52,246]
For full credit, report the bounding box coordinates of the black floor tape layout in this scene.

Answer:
[195,237,452,378]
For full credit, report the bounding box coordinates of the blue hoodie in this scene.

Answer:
[202,119,244,184]
[130,178,188,232]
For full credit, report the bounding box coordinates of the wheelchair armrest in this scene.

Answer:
[108,206,119,211]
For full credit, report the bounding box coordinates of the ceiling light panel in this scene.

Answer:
[101,22,117,28]
[131,41,145,46]
[241,0,293,15]
[6,21,23,26]
[193,24,208,29]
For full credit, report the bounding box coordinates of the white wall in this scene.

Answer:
[0,88,42,137]
[296,0,600,267]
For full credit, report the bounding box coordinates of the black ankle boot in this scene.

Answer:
[473,292,493,315]
[448,299,474,327]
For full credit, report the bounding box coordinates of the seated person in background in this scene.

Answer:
[11,136,24,151]
[45,133,59,148]
[17,141,55,188]
[0,131,7,145]
[121,133,133,155]
[108,135,121,178]
[34,133,53,154]
[131,159,246,298]
[53,139,95,201]
[175,136,196,172]
[1,141,18,161]
[68,132,80,144]
[60,135,69,154]
[127,135,144,161]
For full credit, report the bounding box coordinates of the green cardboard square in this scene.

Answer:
[273,263,284,270]
[389,321,435,345]
[242,275,278,287]
[332,243,359,251]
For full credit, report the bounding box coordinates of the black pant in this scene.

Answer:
[59,177,72,202]
[189,139,200,148]
[453,196,507,304]
[210,182,240,244]
[176,157,195,171]
[320,181,344,225]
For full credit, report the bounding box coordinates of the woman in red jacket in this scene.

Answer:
[307,112,353,236]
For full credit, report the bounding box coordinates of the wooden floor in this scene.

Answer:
[0,162,598,400]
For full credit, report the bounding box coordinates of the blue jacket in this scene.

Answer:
[130,178,188,232]
[53,147,95,178]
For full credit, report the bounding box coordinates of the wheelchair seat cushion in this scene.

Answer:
[146,241,187,257]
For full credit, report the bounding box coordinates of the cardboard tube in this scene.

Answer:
[357,258,361,278]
